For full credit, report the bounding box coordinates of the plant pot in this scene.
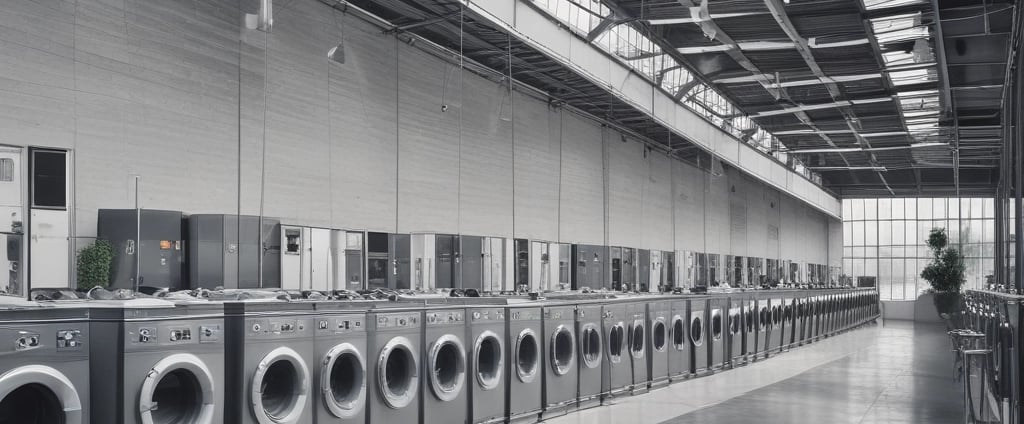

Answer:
[932,291,961,325]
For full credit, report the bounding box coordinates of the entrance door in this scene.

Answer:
[0,147,23,295]
[27,148,70,290]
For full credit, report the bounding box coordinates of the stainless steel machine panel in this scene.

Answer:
[600,302,630,400]
[313,311,366,424]
[626,301,647,392]
[690,298,708,373]
[423,308,467,424]
[459,236,483,292]
[467,306,505,424]
[709,297,726,370]
[388,234,411,290]
[541,304,576,419]
[742,299,757,361]
[189,214,279,289]
[507,306,542,422]
[668,300,689,380]
[435,235,456,290]
[728,298,744,366]
[366,232,389,290]
[647,300,671,387]
[0,303,90,424]
[367,310,421,424]
[637,250,650,292]
[571,245,604,291]
[576,303,603,406]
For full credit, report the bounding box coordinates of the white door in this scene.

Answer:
[309,228,330,291]
[0,147,24,295]
[28,149,70,289]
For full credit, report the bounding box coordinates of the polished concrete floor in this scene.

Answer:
[545,321,963,424]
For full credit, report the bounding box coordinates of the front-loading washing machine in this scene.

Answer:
[366,307,421,424]
[708,297,726,370]
[625,300,647,394]
[646,299,670,389]
[507,304,542,423]
[0,296,90,424]
[727,297,744,367]
[423,307,468,424]
[311,300,372,424]
[541,302,577,419]
[91,296,225,424]
[667,299,689,381]
[766,297,783,354]
[576,300,603,410]
[225,297,316,424]
[757,297,770,359]
[600,301,630,401]
[690,298,708,374]
[742,298,757,362]
[466,304,505,424]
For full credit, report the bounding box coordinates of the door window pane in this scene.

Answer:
[30,149,66,209]
[904,198,916,219]
[879,221,891,245]
[865,221,877,245]
[892,199,904,219]
[892,221,905,245]
[933,198,946,218]
[905,222,917,247]
[918,198,932,219]
[852,221,864,246]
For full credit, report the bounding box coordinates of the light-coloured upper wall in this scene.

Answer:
[0,0,839,275]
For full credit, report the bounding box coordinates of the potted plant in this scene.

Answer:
[76,240,114,290]
[919,228,965,322]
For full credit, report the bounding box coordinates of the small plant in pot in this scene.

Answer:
[919,228,965,322]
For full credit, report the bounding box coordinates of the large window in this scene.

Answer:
[842,198,995,300]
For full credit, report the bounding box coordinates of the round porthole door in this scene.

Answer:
[670,315,685,351]
[320,343,366,419]
[580,323,602,369]
[0,365,84,424]
[251,347,311,424]
[549,325,576,376]
[428,334,466,402]
[377,337,419,409]
[515,329,540,383]
[474,331,503,390]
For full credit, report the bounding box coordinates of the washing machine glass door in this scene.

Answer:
[690,314,703,347]
[759,307,769,331]
[670,315,685,351]
[744,309,754,333]
[0,365,83,424]
[579,323,602,369]
[474,331,504,390]
[321,343,366,418]
[514,329,539,383]
[711,310,723,341]
[378,336,419,409]
[729,311,740,336]
[651,318,667,352]
[629,320,645,359]
[428,334,466,401]
[549,325,576,376]
[251,346,311,424]
[139,353,216,424]
[606,323,625,363]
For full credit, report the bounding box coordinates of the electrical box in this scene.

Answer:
[280,225,310,290]
[188,214,279,289]
[410,233,436,291]
[458,235,482,291]
[309,228,331,291]
[435,234,456,290]
[332,230,364,291]
[388,233,410,290]
[514,239,529,291]
[529,241,556,292]
[570,244,605,291]
[366,232,389,290]
[482,237,505,293]
[638,249,650,292]
[97,209,185,291]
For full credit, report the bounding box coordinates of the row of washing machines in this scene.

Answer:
[0,287,878,424]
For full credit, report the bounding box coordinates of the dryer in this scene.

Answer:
[600,301,630,401]
[576,301,603,410]
[727,297,744,367]
[506,305,542,423]
[708,297,727,370]
[91,297,225,424]
[0,297,89,424]
[423,307,468,424]
[366,308,421,424]
[311,301,371,424]
[667,299,689,381]
[467,305,505,424]
[690,298,708,374]
[646,300,671,389]
[625,300,647,394]
[224,298,316,424]
[541,303,577,419]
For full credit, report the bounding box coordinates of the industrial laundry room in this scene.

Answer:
[0,0,1019,423]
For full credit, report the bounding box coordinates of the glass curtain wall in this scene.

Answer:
[842,198,996,300]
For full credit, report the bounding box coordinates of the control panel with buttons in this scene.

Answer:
[56,329,83,351]
[509,309,539,321]
[373,313,420,330]
[15,331,40,351]
[425,310,464,327]
[247,318,311,339]
[470,308,504,322]
[199,325,220,343]
[316,316,364,335]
